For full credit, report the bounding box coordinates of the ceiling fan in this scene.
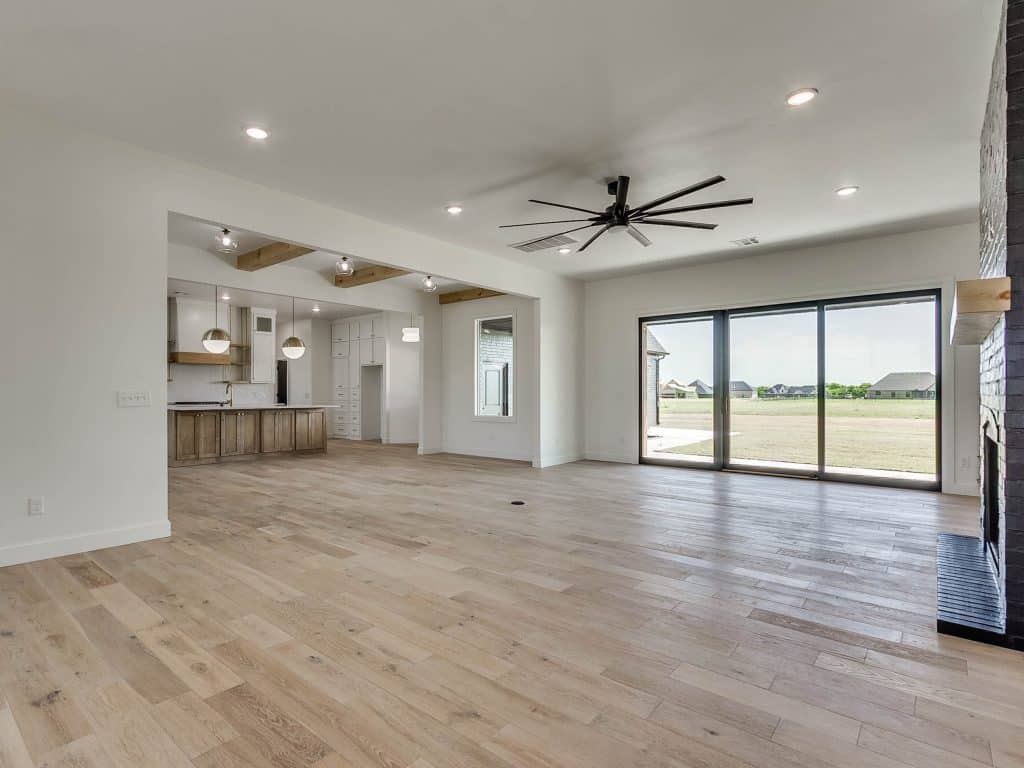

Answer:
[501,175,752,252]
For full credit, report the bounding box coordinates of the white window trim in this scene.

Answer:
[473,311,516,423]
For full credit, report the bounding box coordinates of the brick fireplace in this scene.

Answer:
[970,0,1024,649]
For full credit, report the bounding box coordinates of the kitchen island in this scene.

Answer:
[168,405,337,467]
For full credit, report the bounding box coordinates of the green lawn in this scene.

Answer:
[652,398,936,475]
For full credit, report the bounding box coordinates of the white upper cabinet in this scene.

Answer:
[249,308,277,383]
[359,338,372,365]
[332,321,349,343]
[331,339,349,359]
[371,337,385,365]
[359,318,375,340]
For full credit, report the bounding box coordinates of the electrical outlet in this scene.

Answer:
[117,390,152,408]
[28,497,44,516]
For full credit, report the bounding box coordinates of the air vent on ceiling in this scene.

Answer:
[730,236,760,247]
[510,234,578,253]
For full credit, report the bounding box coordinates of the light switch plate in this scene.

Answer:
[28,497,44,516]
[117,390,152,408]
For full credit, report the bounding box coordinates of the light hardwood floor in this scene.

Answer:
[2,442,1023,768]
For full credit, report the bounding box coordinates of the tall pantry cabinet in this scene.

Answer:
[330,313,386,439]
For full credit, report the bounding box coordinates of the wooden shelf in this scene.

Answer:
[951,277,1011,345]
[168,351,231,365]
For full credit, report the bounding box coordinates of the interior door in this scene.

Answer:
[480,363,508,416]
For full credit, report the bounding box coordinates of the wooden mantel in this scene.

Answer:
[950,276,1011,345]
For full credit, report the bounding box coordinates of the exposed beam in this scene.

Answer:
[334,265,409,287]
[236,242,315,271]
[438,287,504,305]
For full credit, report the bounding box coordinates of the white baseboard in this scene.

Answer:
[0,520,171,568]
[534,452,583,468]
[583,451,635,464]
[384,435,419,445]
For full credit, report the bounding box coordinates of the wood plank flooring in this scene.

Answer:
[2,441,1023,768]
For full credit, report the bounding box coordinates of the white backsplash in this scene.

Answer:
[167,364,273,404]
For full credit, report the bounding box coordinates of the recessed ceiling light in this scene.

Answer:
[221,293,231,301]
[244,126,269,140]
[835,185,860,197]
[445,204,463,215]
[557,247,572,255]
[312,305,321,313]
[786,88,818,107]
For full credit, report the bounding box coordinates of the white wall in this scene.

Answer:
[0,103,582,567]
[311,318,331,405]
[441,294,537,462]
[584,223,982,496]
[383,311,421,444]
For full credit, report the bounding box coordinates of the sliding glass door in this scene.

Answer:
[727,306,818,473]
[823,297,938,484]
[639,290,940,489]
[641,316,717,464]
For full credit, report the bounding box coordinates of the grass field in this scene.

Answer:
[652,397,936,475]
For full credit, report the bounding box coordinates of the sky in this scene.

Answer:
[649,299,935,387]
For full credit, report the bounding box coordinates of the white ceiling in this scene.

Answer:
[3,1,1001,279]
[168,214,463,292]
[167,278,366,322]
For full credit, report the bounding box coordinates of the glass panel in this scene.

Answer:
[727,308,818,471]
[476,316,513,417]
[642,317,715,463]
[824,297,936,482]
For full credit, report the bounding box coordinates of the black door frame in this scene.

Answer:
[638,288,942,492]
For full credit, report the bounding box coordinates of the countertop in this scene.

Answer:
[168,404,339,411]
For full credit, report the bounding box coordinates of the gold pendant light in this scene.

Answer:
[201,284,231,353]
[281,296,306,359]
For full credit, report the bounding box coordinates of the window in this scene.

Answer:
[639,289,940,490]
[475,315,514,419]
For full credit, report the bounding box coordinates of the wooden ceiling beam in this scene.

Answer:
[236,242,315,271]
[438,287,504,305]
[334,265,409,288]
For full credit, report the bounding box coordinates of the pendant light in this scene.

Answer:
[335,256,354,276]
[281,296,306,359]
[214,228,238,254]
[402,313,420,343]
[201,285,231,353]
[421,275,438,293]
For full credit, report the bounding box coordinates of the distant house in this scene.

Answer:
[729,380,756,399]
[646,329,669,424]
[763,383,816,399]
[867,371,936,399]
[660,378,697,398]
[688,379,713,398]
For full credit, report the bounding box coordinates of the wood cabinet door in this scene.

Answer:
[175,412,198,460]
[220,412,240,456]
[239,412,260,454]
[261,411,279,453]
[197,412,220,458]
[276,411,295,452]
[295,410,326,451]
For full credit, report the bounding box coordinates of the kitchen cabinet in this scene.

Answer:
[220,411,260,456]
[331,339,349,359]
[261,410,295,453]
[242,307,277,384]
[359,318,375,340]
[372,337,385,365]
[173,411,219,462]
[295,409,326,451]
[331,322,349,343]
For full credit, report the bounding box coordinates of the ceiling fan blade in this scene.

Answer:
[626,225,651,247]
[578,224,612,252]
[528,199,603,216]
[635,218,717,230]
[514,223,600,248]
[499,218,596,228]
[631,197,753,218]
[614,175,630,213]
[630,175,726,216]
